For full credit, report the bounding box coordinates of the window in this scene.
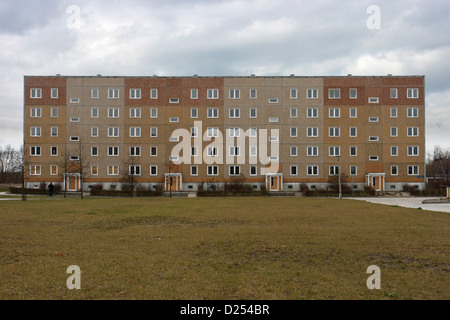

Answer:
[108,166,119,176]
[70,136,79,141]
[250,89,257,99]
[150,127,158,137]
[30,108,41,118]
[307,127,318,137]
[407,108,419,118]
[391,127,398,137]
[408,165,419,175]
[329,108,340,118]
[250,146,257,157]
[191,127,198,138]
[329,146,340,157]
[249,127,257,137]
[208,108,219,118]
[30,165,41,175]
[390,88,398,99]
[30,146,41,156]
[91,146,98,156]
[307,89,318,99]
[349,88,357,99]
[250,108,257,118]
[130,127,141,137]
[307,146,318,156]
[191,89,198,99]
[307,108,318,118]
[390,108,398,118]
[150,89,158,99]
[108,108,119,118]
[191,108,198,118]
[150,108,158,118]
[229,108,240,118]
[269,117,278,123]
[129,166,141,176]
[269,98,278,104]
[290,166,298,175]
[349,108,357,118]
[290,108,298,118]
[51,146,58,156]
[130,89,141,99]
[150,166,158,176]
[30,127,41,137]
[207,89,219,99]
[69,98,79,104]
[329,127,340,137]
[150,146,157,156]
[229,146,240,156]
[108,89,119,99]
[91,89,99,99]
[169,98,179,104]
[191,146,198,156]
[91,127,98,137]
[269,136,278,141]
[291,146,298,156]
[290,89,298,99]
[229,127,240,137]
[207,127,219,137]
[91,108,98,118]
[407,88,419,99]
[369,117,379,122]
[70,117,80,123]
[229,89,240,99]
[208,147,218,157]
[329,166,340,176]
[368,97,379,103]
[350,146,357,156]
[170,117,179,123]
[407,127,419,137]
[391,165,398,175]
[290,127,298,137]
[207,165,219,176]
[91,166,98,176]
[349,127,357,137]
[391,146,398,156]
[191,165,198,176]
[408,146,419,156]
[250,166,257,176]
[108,146,119,156]
[307,165,319,176]
[130,108,141,118]
[130,146,141,157]
[350,166,357,175]
[51,107,58,118]
[169,136,179,142]
[369,155,379,161]
[369,136,379,141]
[50,165,58,176]
[51,88,58,99]
[108,127,119,137]
[229,166,240,176]
[30,88,42,99]
[51,127,58,137]
[328,89,340,99]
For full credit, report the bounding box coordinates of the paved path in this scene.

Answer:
[350,197,450,213]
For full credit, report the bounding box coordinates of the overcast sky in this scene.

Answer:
[1,0,449,156]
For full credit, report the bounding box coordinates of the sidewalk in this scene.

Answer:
[350,197,450,213]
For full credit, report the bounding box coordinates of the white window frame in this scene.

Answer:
[130,127,141,137]
[290,146,298,157]
[350,146,357,157]
[407,108,419,118]
[208,108,219,118]
[130,89,141,99]
[129,146,141,157]
[207,165,219,176]
[51,127,58,137]
[30,88,42,99]
[390,88,398,99]
[349,127,357,137]
[91,127,98,137]
[290,127,298,137]
[130,108,141,118]
[328,89,340,99]
[290,165,298,176]
[408,165,419,175]
[307,146,318,157]
[91,89,99,99]
[191,108,198,118]
[391,146,398,157]
[229,166,241,176]
[191,165,198,176]
[30,127,41,137]
[150,166,158,176]
[191,89,198,100]
[307,127,319,137]
[250,108,257,118]
[290,89,298,99]
[329,146,340,157]
[30,108,42,118]
[391,127,398,137]
[150,108,158,119]
[307,89,318,99]
[307,108,318,118]
[368,97,379,103]
[207,89,219,99]
[150,89,158,99]
[290,108,298,118]
[391,165,398,176]
[329,127,340,137]
[407,146,419,156]
[229,89,240,99]
[407,127,419,137]
[108,89,119,99]
[108,127,120,137]
[250,89,257,99]
[51,88,58,99]
[207,127,219,138]
[407,88,419,99]
[108,108,119,118]
[390,108,398,118]
[349,88,357,99]
[329,108,340,118]
[108,146,119,157]
[307,165,319,176]
[229,108,240,118]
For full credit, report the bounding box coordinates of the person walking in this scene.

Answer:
[48,183,54,197]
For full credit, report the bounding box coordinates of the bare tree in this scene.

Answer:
[0,145,18,184]
[430,145,450,184]
[121,155,141,198]
[64,141,90,199]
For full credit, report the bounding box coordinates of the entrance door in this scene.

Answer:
[66,175,79,191]
[267,174,282,192]
[165,174,182,192]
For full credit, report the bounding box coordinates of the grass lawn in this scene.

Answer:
[0,197,448,300]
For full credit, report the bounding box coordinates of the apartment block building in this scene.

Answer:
[23,75,425,193]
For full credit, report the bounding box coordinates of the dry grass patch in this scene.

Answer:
[0,197,448,300]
